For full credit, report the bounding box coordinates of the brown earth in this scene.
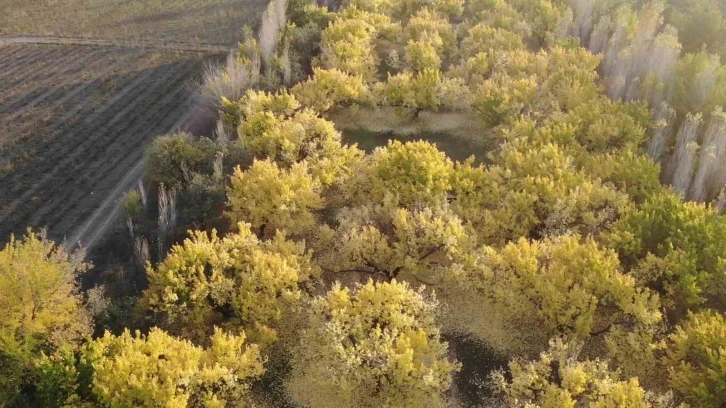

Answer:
[0,0,268,46]
[0,42,225,245]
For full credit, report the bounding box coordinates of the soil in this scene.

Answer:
[0,42,225,246]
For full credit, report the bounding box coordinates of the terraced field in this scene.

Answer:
[0,42,223,244]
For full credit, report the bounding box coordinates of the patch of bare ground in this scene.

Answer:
[328,107,495,161]
[0,43,224,244]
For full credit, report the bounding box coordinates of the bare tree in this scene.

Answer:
[672,113,702,197]
[157,184,177,258]
[648,102,676,163]
[690,110,726,202]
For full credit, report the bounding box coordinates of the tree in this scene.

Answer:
[0,231,91,403]
[315,199,478,285]
[404,40,442,71]
[663,310,726,408]
[459,24,524,59]
[315,15,381,80]
[236,90,363,186]
[287,280,457,408]
[345,140,455,207]
[83,328,264,408]
[291,68,369,113]
[494,337,677,407]
[605,192,726,318]
[145,133,219,188]
[227,159,324,237]
[450,142,628,245]
[403,8,456,55]
[470,47,603,127]
[376,70,455,116]
[142,224,317,345]
[470,235,661,343]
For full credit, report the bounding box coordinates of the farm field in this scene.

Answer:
[0,42,222,244]
[0,0,268,46]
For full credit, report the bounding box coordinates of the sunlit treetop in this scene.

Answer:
[663,309,726,408]
[0,230,91,403]
[345,139,455,207]
[84,327,264,408]
[287,279,457,408]
[495,337,681,408]
[142,223,317,345]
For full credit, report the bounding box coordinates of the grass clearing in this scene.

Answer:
[331,107,494,162]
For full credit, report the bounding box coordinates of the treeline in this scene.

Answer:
[4,0,726,407]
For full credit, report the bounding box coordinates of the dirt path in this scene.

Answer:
[67,110,193,249]
[0,35,229,53]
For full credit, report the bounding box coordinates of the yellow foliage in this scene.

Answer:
[142,224,316,345]
[0,231,91,402]
[316,199,478,285]
[287,280,456,408]
[291,68,370,113]
[227,159,323,237]
[495,338,674,408]
[663,310,726,407]
[237,90,363,186]
[346,140,455,207]
[85,327,264,408]
[471,235,661,341]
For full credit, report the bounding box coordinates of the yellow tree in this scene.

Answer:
[450,141,628,246]
[291,68,370,113]
[459,23,524,59]
[315,14,383,80]
[227,159,324,238]
[495,337,679,407]
[84,327,264,408]
[0,231,91,403]
[470,235,661,344]
[287,280,457,408]
[345,140,455,207]
[142,224,317,346]
[237,90,363,186]
[663,310,726,408]
[315,199,479,285]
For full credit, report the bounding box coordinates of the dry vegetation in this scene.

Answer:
[0,43,222,243]
[0,0,268,46]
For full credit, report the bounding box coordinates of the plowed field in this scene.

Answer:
[0,43,222,243]
[1,0,268,46]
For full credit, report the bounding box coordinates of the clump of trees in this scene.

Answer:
[7,0,726,407]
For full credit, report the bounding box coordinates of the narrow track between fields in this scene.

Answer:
[0,35,230,53]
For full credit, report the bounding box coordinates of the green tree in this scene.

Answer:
[146,133,219,188]
[287,280,457,408]
[605,192,726,318]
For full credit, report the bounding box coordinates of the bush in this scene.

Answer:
[145,133,218,188]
